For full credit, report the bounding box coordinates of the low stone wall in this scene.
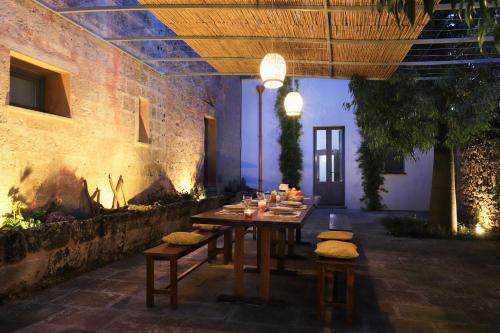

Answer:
[0,196,224,301]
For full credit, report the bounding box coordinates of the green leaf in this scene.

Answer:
[494,23,500,53]
[423,0,434,17]
[405,0,416,25]
[479,0,491,25]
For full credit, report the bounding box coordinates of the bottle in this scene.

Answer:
[329,214,335,230]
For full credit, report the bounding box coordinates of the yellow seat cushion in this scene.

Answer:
[162,232,205,245]
[315,240,359,259]
[317,231,353,241]
[192,223,220,231]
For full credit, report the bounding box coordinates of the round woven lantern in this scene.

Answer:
[260,53,287,89]
[284,91,303,116]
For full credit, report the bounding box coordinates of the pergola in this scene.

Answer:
[35,0,499,79]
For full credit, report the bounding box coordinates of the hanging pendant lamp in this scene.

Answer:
[284,90,303,116]
[260,53,287,89]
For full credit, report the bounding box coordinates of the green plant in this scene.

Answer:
[1,200,42,230]
[275,78,303,188]
[381,216,500,240]
[357,141,387,210]
[190,182,206,201]
[376,0,499,52]
[345,69,499,232]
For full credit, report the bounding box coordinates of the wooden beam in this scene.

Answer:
[323,0,334,77]
[55,3,498,14]
[108,35,494,45]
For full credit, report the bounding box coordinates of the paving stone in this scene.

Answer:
[44,307,120,330]
[52,290,122,308]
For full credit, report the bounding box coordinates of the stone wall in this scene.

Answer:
[458,142,499,229]
[0,196,224,301]
[0,0,241,216]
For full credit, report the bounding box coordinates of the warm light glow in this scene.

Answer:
[475,223,486,235]
[260,53,286,89]
[284,91,303,116]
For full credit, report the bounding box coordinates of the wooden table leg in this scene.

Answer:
[259,226,271,303]
[287,227,295,256]
[223,228,232,264]
[146,256,154,307]
[233,226,245,298]
[277,228,286,271]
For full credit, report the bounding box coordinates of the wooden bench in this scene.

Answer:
[144,226,232,309]
[317,257,356,324]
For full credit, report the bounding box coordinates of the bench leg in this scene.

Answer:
[146,256,154,307]
[346,268,355,324]
[170,258,178,309]
[224,228,232,264]
[317,264,325,320]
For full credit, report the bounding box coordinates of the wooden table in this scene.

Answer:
[191,202,315,303]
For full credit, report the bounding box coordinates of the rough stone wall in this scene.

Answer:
[216,77,242,191]
[0,0,241,216]
[0,196,224,301]
[458,142,499,229]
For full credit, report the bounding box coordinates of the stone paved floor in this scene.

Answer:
[1,208,499,333]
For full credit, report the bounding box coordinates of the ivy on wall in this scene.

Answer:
[357,141,387,210]
[275,78,303,188]
[459,141,500,229]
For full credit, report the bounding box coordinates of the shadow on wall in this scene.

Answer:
[128,174,176,204]
[7,166,89,217]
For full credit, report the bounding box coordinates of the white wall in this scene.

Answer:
[241,78,433,211]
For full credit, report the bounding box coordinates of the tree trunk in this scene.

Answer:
[429,145,458,233]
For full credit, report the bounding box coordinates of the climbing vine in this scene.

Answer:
[275,78,303,188]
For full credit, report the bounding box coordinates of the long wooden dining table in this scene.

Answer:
[191,199,316,303]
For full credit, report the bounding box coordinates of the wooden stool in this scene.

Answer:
[317,257,356,324]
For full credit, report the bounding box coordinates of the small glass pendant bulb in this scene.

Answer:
[284,91,303,116]
[260,53,287,89]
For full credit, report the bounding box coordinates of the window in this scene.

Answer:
[138,97,150,144]
[10,67,45,111]
[9,55,70,117]
[384,153,405,174]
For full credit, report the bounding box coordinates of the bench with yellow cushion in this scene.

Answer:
[145,226,232,309]
[317,230,353,242]
[316,240,358,324]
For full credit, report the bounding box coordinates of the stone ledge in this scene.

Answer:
[0,196,224,301]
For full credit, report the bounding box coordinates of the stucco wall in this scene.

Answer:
[241,78,433,211]
[0,0,241,216]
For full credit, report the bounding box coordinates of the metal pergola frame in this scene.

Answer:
[107,36,494,45]
[32,0,500,78]
[55,2,496,14]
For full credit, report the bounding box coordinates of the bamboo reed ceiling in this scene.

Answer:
[138,0,435,78]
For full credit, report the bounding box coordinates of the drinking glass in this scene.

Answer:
[242,194,252,208]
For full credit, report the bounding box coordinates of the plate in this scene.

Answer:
[280,201,303,207]
[269,206,297,213]
[223,204,245,211]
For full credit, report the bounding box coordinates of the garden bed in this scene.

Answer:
[0,196,224,302]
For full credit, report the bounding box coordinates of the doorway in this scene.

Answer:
[313,127,345,206]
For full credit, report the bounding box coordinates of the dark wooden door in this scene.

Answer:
[314,127,345,206]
